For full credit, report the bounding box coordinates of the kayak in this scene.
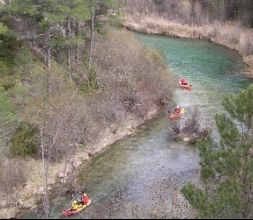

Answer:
[63,198,91,217]
[178,80,192,90]
[63,195,91,217]
[168,108,185,121]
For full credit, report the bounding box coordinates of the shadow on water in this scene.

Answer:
[23,33,253,219]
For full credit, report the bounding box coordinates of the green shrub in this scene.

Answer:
[10,122,39,157]
[0,77,16,90]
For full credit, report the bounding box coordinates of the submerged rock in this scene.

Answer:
[176,129,209,144]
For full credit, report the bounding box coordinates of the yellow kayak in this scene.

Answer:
[63,194,91,217]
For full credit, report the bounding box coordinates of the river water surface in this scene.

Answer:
[25,33,253,219]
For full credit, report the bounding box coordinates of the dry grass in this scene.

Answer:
[124,14,203,38]
[0,157,65,213]
[93,28,175,119]
[0,158,27,201]
[124,13,253,77]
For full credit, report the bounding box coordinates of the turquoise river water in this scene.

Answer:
[24,33,253,219]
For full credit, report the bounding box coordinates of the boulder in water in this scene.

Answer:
[168,106,209,144]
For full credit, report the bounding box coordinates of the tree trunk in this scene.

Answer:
[88,4,95,69]
[41,128,50,219]
[75,21,80,71]
[43,31,51,218]
[46,46,51,70]
[45,31,51,99]
[67,18,72,71]
[190,0,196,25]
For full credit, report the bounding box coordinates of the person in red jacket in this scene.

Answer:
[81,194,90,205]
[174,106,182,115]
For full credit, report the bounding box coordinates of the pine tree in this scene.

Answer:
[182,84,253,219]
[0,21,18,73]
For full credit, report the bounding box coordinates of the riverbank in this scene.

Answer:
[123,14,253,78]
[3,104,162,219]
[0,28,175,219]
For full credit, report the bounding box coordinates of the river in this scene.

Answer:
[24,33,253,219]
